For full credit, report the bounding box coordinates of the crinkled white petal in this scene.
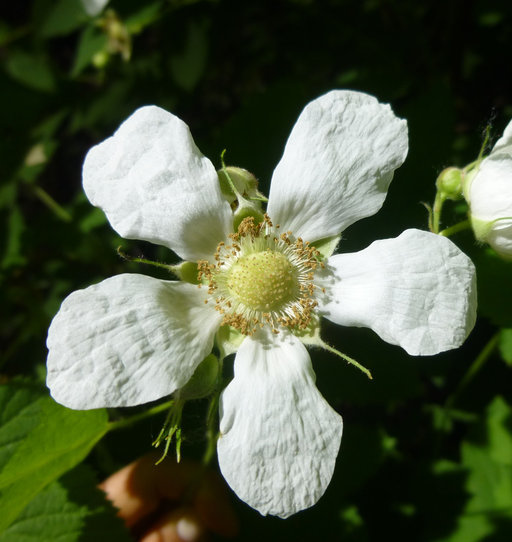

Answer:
[83,106,233,261]
[469,159,512,222]
[267,90,408,242]
[81,0,109,16]
[492,118,512,155]
[467,126,512,258]
[484,223,512,259]
[317,229,477,355]
[47,274,222,409]
[217,330,343,518]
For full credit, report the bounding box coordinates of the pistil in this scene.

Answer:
[198,215,323,335]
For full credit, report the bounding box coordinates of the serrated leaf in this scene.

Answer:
[462,397,512,510]
[0,464,131,542]
[0,383,109,533]
[442,397,512,541]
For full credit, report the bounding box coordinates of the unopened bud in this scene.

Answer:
[436,167,463,200]
[217,166,264,204]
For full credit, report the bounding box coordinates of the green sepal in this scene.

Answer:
[216,325,245,360]
[297,320,373,380]
[233,203,265,231]
[294,315,322,345]
[469,215,494,242]
[311,234,341,259]
[217,166,266,204]
[461,160,481,201]
[470,214,512,243]
[171,260,200,284]
[178,354,219,400]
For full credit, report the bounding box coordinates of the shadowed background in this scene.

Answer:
[1,1,512,541]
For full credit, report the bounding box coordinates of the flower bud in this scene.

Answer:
[217,166,264,204]
[436,167,463,200]
[465,120,512,260]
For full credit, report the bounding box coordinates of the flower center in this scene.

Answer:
[227,251,298,311]
[198,214,323,335]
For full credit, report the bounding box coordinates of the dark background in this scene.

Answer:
[1,1,512,540]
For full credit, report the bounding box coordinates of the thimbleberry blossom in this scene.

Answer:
[47,90,477,518]
[464,119,512,259]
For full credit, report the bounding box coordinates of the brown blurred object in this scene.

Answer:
[100,453,239,542]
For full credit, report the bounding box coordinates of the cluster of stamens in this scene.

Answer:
[197,214,324,336]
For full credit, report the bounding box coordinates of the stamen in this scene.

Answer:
[198,215,324,336]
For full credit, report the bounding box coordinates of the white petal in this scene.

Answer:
[318,229,477,355]
[485,224,512,259]
[217,331,343,518]
[47,274,222,409]
[81,0,109,16]
[469,158,512,222]
[467,132,512,259]
[83,106,233,261]
[492,118,512,155]
[267,90,408,242]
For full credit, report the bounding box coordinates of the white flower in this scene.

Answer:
[46,90,477,518]
[465,119,512,259]
[81,0,109,17]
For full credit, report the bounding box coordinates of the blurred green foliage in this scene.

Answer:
[1,0,512,540]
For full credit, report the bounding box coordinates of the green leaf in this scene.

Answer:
[38,0,88,38]
[5,52,56,93]
[78,207,108,233]
[463,396,512,508]
[499,328,512,367]
[443,397,512,541]
[71,25,108,77]
[125,1,164,34]
[169,21,209,91]
[0,465,132,542]
[0,383,109,533]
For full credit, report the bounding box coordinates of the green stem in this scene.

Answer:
[107,399,175,432]
[202,394,220,467]
[31,185,72,222]
[117,247,176,273]
[422,202,434,233]
[477,124,492,162]
[439,219,471,238]
[432,191,446,234]
[321,341,373,380]
[434,333,499,452]
[202,357,224,466]
[445,332,500,410]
